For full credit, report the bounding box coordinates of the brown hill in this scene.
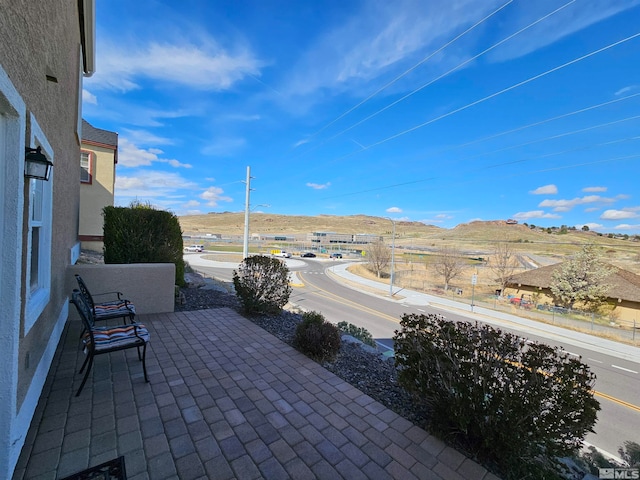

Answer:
[179,212,442,237]
[178,213,640,267]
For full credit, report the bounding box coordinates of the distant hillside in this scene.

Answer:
[178,213,640,267]
[179,212,442,237]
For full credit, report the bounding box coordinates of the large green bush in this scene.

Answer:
[232,255,291,314]
[103,202,185,286]
[294,311,341,361]
[393,313,600,479]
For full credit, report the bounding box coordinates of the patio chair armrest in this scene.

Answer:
[92,291,125,300]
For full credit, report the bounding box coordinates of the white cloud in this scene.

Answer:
[200,137,246,157]
[513,210,561,220]
[163,159,192,168]
[600,209,640,220]
[200,187,233,207]
[306,182,331,190]
[386,207,403,213]
[530,184,557,195]
[614,223,640,230]
[121,128,176,146]
[582,186,607,193]
[115,170,198,198]
[488,1,640,62]
[89,39,263,92]
[183,200,201,208]
[615,85,639,96]
[577,223,603,231]
[82,89,97,105]
[285,0,505,97]
[539,195,615,212]
[118,138,191,168]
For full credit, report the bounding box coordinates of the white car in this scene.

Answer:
[184,244,204,252]
[274,251,291,258]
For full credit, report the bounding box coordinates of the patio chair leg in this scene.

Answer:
[142,344,149,382]
[136,345,142,361]
[76,355,94,396]
[78,352,90,374]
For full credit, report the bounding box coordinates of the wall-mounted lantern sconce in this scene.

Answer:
[25,146,53,181]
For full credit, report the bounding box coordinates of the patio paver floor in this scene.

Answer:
[12,308,499,480]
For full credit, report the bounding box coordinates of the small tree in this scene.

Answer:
[367,239,390,278]
[550,245,613,310]
[490,242,519,297]
[232,255,291,314]
[433,246,465,291]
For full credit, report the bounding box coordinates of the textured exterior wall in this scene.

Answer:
[0,3,86,471]
[67,263,177,316]
[79,143,116,249]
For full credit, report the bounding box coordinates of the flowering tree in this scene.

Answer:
[550,245,613,310]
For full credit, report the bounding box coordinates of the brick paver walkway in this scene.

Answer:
[13,308,499,479]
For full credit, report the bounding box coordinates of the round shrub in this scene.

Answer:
[294,311,341,361]
[232,255,291,314]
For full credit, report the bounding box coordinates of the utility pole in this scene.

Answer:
[242,166,252,259]
[390,218,396,297]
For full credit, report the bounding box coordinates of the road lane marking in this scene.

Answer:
[593,391,640,413]
[588,358,603,363]
[301,273,640,415]
[566,352,580,358]
[611,364,639,374]
[298,273,400,324]
[417,308,426,312]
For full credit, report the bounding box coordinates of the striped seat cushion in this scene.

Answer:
[94,300,136,318]
[83,324,150,352]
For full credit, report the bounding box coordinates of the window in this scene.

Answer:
[24,114,53,333]
[80,150,91,183]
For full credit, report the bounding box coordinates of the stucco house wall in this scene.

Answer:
[79,121,117,252]
[0,1,95,477]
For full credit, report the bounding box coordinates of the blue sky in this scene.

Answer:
[83,0,640,233]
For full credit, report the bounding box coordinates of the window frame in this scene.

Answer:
[24,115,53,334]
[80,149,92,184]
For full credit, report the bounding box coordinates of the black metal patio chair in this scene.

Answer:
[74,274,136,324]
[71,289,150,396]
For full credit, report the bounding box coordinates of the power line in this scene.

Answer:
[297,0,577,158]
[338,31,640,162]
[322,134,640,200]
[292,0,515,153]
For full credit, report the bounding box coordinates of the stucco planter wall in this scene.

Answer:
[67,263,175,318]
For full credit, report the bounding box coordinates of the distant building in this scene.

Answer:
[505,263,640,323]
[307,232,382,245]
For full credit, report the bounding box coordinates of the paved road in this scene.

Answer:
[186,253,640,459]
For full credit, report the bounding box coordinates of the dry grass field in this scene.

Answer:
[179,212,640,272]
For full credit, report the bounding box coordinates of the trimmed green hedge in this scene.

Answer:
[103,202,184,286]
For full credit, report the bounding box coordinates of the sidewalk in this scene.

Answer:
[327,263,640,364]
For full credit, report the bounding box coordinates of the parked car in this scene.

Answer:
[184,244,204,252]
[509,297,533,309]
[301,252,316,258]
[330,253,343,259]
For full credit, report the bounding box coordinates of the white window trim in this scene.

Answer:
[24,115,53,334]
[0,62,26,480]
[80,149,91,183]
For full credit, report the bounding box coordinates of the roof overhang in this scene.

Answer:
[79,0,96,77]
